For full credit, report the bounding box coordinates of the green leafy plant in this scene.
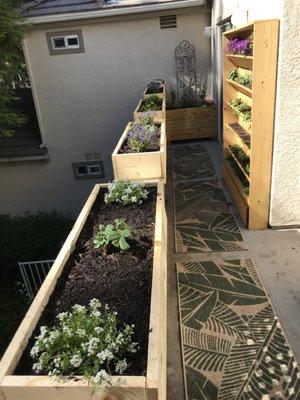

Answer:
[226,155,249,196]
[230,98,252,124]
[104,180,148,205]
[94,219,134,251]
[228,69,252,88]
[139,95,162,112]
[30,299,138,392]
[229,144,250,174]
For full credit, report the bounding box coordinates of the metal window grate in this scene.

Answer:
[18,260,55,300]
[160,15,177,29]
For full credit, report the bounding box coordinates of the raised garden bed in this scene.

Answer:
[134,95,166,123]
[0,181,167,400]
[112,121,166,182]
[143,82,166,98]
[166,104,217,141]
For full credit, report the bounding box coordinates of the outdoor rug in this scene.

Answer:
[174,179,247,253]
[173,144,216,182]
[177,259,300,400]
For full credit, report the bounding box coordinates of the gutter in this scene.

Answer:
[25,0,206,24]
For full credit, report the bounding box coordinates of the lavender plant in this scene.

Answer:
[227,34,253,56]
[30,299,138,392]
[127,115,159,152]
[104,179,148,205]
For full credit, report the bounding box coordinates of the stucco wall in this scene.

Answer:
[211,0,300,228]
[0,7,211,216]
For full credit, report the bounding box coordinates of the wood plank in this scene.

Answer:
[146,180,167,400]
[166,106,217,141]
[226,123,251,156]
[249,20,279,229]
[0,184,101,382]
[225,145,250,182]
[226,55,253,70]
[226,79,252,98]
[1,376,146,400]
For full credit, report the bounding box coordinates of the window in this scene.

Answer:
[72,161,105,180]
[160,15,177,29]
[46,30,84,55]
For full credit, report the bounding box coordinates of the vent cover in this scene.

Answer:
[160,15,177,29]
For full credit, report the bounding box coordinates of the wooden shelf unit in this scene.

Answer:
[222,19,279,229]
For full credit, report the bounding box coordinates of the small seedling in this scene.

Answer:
[94,219,134,251]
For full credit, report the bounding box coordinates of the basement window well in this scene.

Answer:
[47,30,85,55]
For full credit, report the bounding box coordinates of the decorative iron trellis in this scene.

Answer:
[18,259,55,300]
[175,40,197,108]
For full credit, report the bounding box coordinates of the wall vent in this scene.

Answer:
[160,15,177,29]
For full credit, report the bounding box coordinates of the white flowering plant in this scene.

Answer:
[30,299,138,392]
[104,179,148,206]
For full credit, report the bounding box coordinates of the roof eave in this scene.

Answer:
[24,0,206,24]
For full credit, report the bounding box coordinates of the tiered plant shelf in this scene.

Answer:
[222,19,279,229]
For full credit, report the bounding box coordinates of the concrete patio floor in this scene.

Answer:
[166,140,300,400]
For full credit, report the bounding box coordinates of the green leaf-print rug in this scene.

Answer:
[174,180,247,253]
[177,259,300,400]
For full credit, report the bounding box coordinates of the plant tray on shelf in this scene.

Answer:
[112,122,166,182]
[134,97,166,123]
[0,181,167,400]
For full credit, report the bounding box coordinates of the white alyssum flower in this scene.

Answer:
[115,359,127,374]
[30,345,40,358]
[91,310,101,318]
[70,354,83,368]
[76,328,87,338]
[87,337,100,356]
[97,349,114,362]
[32,362,42,373]
[62,326,72,336]
[57,312,68,321]
[89,298,101,309]
[72,304,86,313]
[94,326,104,335]
[93,370,109,385]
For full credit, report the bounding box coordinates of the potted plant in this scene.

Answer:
[143,79,166,98]
[112,116,166,182]
[0,179,167,400]
[166,86,217,141]
[134,94,166,123]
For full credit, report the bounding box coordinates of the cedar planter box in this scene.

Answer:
[0,181,167,400]
[143,83,166,99]
[134,97,166,123]
[112,122,167,182]
[166,105,217,141]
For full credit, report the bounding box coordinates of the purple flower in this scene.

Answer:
[227,37,253,56]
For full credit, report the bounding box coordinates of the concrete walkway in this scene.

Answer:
[166,140,300,400]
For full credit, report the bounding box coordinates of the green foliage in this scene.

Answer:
[230,98,252,124]
[226,155,249,195]
[94,219,134,251]
[0,0,30,136]
[0,211,73,357]
[228,69,252,88]
[30,299,138,392]
[104,179,148,205]
[229,144,250,174]
[139,95,162,112]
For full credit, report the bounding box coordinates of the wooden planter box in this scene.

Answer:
[0,181,167,400]
[134,97,166,123]
[112,122,167,182]
[166,105,217,141]
[143,83,166,99]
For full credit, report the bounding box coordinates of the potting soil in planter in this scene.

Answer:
[119,124,161,154]
[15,188,157,377]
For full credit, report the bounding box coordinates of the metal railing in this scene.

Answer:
[18,259,55,300]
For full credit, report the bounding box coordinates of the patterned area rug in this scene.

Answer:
[177,259,300,400]
[173,144,216,182]
[174,180,247,253]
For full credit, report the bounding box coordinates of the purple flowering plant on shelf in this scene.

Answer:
[227,34,253,56]
[127,115,160,153]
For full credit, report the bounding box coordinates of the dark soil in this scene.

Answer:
[119,124,161,154]
[15,188,157,377]
[145,87,163,95]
